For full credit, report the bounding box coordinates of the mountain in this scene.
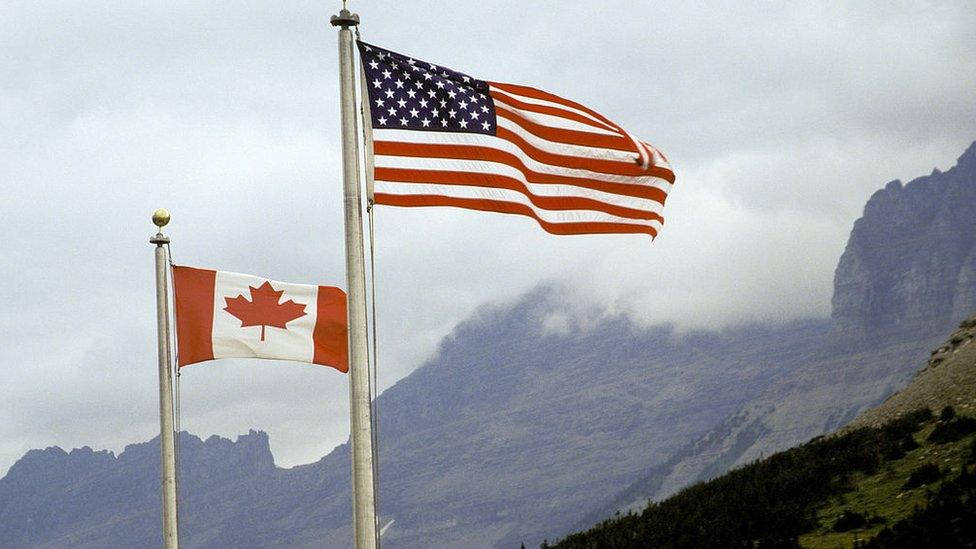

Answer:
[832,141,976,345]
[3,141,975,548]
[576,140,976,527]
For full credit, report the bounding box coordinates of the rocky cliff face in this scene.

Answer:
[832,142,976,345]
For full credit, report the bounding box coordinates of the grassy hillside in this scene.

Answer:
[550,408,976,548]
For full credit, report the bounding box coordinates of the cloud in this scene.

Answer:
[1,1,975,475]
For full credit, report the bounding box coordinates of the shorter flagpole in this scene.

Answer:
[150,208,180,549]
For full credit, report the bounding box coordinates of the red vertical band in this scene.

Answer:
[172,266,216,367]
[313,286,349,373]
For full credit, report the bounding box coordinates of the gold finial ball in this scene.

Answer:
[152,208,171,228]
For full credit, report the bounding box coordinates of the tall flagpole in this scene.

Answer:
[150,208,180,549]
[331,6,379,548]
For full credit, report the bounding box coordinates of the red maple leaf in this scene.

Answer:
[223,281,308,341]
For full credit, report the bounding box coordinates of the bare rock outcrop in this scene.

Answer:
[832,142,976,346]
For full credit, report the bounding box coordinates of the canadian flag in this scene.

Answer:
[171,266,348,372]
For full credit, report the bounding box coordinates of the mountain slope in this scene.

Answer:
[556,407,976,548]
[847,315,976,430]
[560,315,976,547]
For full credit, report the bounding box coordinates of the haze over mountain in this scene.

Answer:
[2,142,975,548]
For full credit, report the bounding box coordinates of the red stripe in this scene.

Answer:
[490,88,619,134]
[494,107,632,152]
[374,168,663,222]
[496,126,651,177]
[374,141,671,203]
[172,266,216,368]
[313,286,349,373]
[375,193,658,237]
[490,82,625,133]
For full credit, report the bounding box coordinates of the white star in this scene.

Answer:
[470,110,479,119]
[435,81,446,89]
[427,90,437,98]
[397,98,407,108]
[469,95,479,103]
[382,69,391,79]
[430,108,439,117]
[462,76,471,83]
[369,60,379,70]
[374,98,385,107]
[481,121,490,130]
[481,105,489,113]
[419,99,429,108]
[421,118,431,127]
[448,109,457,118]
[409,108,419,118]
[407,58,416,65]
[372,79,382,89]
[429,63,437,70]
[448,90,457,99]
[439,99,447,108]
[414,81,423,89]
[440,119,448,127]
[441,71,449,77]
[459,100,468,109]
[402,71,411,80]
[407,89,417,98]
[394,79,404,89]
[390,62,398,69]
[365,45,372,51]
[423,73,432,80]
[384,88,394,99]
[378,116,387,125]
[400,117,409,126]
[377,52,385,60]
[387,107,396,116]
[459,119,468,128]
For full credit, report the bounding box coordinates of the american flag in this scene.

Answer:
[357,41,675,238]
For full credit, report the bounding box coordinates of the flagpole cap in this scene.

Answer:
[152,208,171,228]
[330,9,359,27]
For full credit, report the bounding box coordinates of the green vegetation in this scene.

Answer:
[552,408,976,548]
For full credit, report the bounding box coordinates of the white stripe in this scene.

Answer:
[489,85,618,133]
[373,129,673,193]
[374,155,665,213]
[497,116,640,164]
[375,181,663,230]
[494,102,621,136]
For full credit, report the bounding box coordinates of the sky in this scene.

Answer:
[2,1,975,476]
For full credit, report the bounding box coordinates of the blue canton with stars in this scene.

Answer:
[357,41,497,136]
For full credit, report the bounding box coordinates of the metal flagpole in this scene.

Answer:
[150,208,180,549]
[331,5,379,548]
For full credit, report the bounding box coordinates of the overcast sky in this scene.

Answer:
[2,1,975,476]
